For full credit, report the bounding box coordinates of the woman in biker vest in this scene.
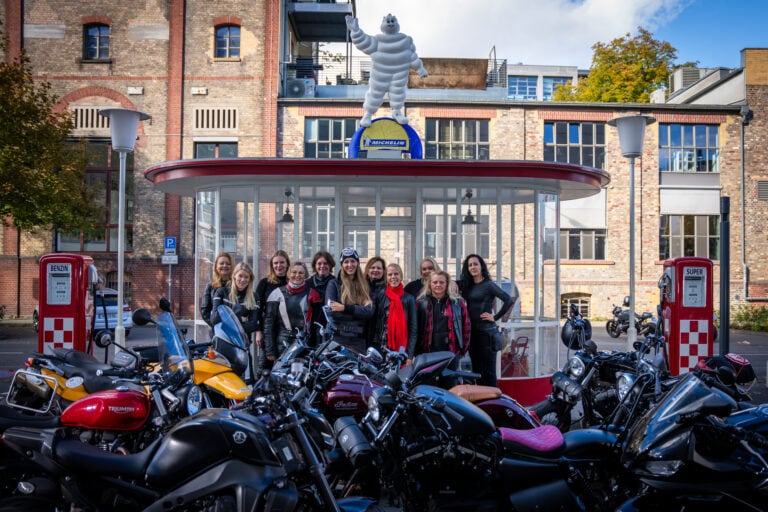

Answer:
[416,270,471,358]
[326,247,374,353]
[263,262,322,363]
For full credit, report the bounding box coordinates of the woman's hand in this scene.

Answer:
[329,300,345,313]
[255,331,264,346]
[267,355,276,361]
[480,312,495,322]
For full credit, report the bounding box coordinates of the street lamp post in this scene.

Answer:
[99,108,150,353]
[608,114,655,351]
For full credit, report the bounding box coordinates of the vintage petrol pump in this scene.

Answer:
[38,253,99,355]
[659,257,714,375]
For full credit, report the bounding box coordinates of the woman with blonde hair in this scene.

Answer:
[254,250,290,364]
[326,247,373,353]
[416,270,471,358]
[404,257,440,297]
[200,252,233,328]
[372,263,417,361]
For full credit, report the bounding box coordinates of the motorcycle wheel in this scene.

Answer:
[605,320,621,338]
[530,399,570,433]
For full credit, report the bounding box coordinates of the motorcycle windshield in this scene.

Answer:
[624,372,736,458]
[155,311,193,377]
[212,305,250,375]
[272,338,308,372]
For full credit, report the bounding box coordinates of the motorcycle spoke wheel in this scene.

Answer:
[606,321,621,338]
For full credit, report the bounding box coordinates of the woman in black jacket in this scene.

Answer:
[372,263,417,362]
[326,247,373,353]
[305,250,337,346]
[459,254,514,387]
[200,252,233,329]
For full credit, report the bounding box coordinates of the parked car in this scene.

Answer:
[33,288,132,337]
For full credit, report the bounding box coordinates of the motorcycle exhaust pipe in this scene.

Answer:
[12,371,54,400]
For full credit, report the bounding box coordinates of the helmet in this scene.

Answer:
[696,353,756,390]
[561,318,592,349]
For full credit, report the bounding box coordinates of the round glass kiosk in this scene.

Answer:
[145,158,609,404]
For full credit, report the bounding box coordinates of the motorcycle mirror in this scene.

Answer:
[159,297,172,313]
[94,329,112,348]
[132,308,155,326]
[365,347,384,365]
[633,341,643,352]
[623,296,630,307]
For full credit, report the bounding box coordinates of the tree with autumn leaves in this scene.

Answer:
[554,27,678,103]
[1,25,99,233]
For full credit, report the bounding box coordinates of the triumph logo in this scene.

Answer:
[232,431,247,444]
[108,406,135,414]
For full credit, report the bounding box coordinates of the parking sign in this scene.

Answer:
[164,237,177,255]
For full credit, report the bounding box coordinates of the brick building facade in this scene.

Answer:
[1,0,766,324]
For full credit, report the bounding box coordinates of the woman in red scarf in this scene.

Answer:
[372,263,417,363]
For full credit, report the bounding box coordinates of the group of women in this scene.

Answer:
[200,248,516,386]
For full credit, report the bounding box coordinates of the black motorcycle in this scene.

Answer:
[1,368,383,512]
[606,296,656,339]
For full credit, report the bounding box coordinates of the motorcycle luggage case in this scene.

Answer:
[334,416,373,468]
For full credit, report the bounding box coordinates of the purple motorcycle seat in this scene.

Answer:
[499,424,563,453]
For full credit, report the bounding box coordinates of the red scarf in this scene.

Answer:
[286,281,305,294]
[385,284,407,351]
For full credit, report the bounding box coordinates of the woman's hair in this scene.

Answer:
[339,262,371,306]
[419,257,441,282]
[364,256,386,280]
[311,250,335,273]
[459,253,490,293]
[229,261,256,309]
[290,262,309,278]
[418,270,459,301]
[266,250,291,284]
[211,252,234,289]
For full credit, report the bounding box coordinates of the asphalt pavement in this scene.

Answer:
[2,319,767,403]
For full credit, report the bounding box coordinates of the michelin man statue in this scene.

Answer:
[345,13,428,127]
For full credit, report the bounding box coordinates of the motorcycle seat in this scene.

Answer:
[499,425,563,454]
[449,384,502,402]
[639,312,653,320]
[52,349,112,378]
[55,436,162,479]
[0,405,60,431]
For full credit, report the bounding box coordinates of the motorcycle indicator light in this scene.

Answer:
[566,357,586,378]
[207,346,215,359]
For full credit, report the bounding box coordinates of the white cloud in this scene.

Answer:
[351,0,691,68]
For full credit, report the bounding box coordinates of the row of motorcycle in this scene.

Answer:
[0,298,767,511]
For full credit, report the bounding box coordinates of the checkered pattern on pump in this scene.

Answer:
[43,317,74,350]
[678,319,709,371]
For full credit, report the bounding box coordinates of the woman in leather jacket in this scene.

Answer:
[263,262,321,363]
[372,263,417,361]
[416,270,471,358]
[326,247,373,353]
[305,251,337,346]
[200,252,233,328]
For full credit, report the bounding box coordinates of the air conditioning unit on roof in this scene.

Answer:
[286,78,316,98]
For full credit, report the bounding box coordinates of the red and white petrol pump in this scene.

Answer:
[38,253,99,355]
[659,257,715,376]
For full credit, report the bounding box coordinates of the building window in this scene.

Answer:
[507,76,537,100]
[105,271,132,305]
[424,207,490,260]
[560,228,606,260]
[57,140,132,253]
[304,118,357,158]
[659,123,719,173]
[424,119,490,160]
[543,77,570,101]
[659,214,720,260]
[215,25,240,59]
[83,24,110,60]
[544,121,605,168]
[194,142,238,158]
[561,294,591,318]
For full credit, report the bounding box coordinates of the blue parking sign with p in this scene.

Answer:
[164,237,177,253]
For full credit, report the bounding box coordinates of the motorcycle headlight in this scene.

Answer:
[566,357,586,379]
[367,394,380,423]
[616,372,635,402]
[185,385,203,415]
[643,460,683,476]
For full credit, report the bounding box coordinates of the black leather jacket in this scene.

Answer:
[372,290,417,358]
[263,286,316,359]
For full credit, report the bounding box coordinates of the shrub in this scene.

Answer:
[731,304,768,331]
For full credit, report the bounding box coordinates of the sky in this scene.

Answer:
[349,0,767,70]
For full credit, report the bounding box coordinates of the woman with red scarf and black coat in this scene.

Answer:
[372,263,417,362]
[263,262,322,365]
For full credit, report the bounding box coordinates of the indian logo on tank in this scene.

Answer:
[232,431,247,444]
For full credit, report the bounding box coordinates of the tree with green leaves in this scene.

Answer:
[553,27,677,103]
[0,27,99,232]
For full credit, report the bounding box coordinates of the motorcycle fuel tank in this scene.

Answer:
[60,389,150,430]
[413,385,496,436]
[324,374,375,417]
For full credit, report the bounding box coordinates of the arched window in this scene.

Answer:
[561,293,591,318]
[83,23,110,60]
[215,25,240,59]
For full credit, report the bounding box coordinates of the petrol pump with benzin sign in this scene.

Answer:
[659,257,714,375]
[38,253,99,355]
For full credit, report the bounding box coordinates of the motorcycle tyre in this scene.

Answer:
[605,320,621,338]
[530,399,571,433]
[0,496,58,512]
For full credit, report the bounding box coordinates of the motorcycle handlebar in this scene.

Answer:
[96,367,138,378]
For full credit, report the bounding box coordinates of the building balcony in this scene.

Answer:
[287,0,356,42]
